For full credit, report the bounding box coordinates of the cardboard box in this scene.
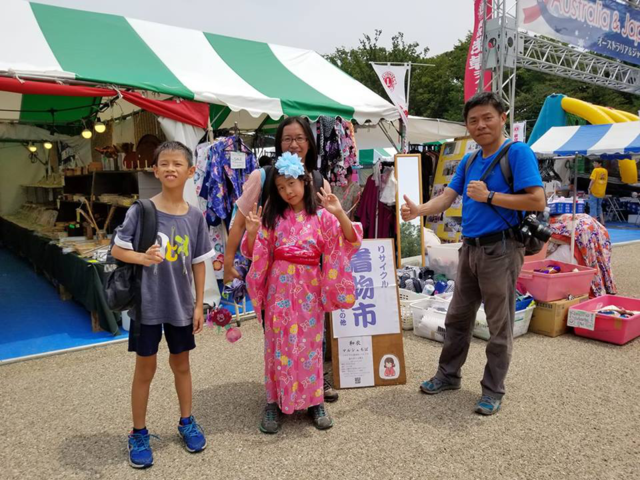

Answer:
[530,295,589,337]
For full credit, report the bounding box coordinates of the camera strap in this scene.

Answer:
[473,141,518,232]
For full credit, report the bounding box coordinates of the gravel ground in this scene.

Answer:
[1,244,639,480]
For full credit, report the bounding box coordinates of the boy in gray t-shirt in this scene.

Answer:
[111,141,214,469]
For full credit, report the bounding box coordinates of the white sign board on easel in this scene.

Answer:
[332,239,401,338]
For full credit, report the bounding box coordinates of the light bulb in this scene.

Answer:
[28,143,37,153]
[44,141,53,150]
[82,128,93,139]
[94,122,106,133]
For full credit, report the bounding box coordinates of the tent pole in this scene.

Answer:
[570,155,577,264]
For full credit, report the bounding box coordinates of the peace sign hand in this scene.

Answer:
[246,203,263,237]
[317,187,344,218]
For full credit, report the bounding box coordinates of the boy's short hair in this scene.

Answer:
[153,141,193,166]
[463,92,506,121]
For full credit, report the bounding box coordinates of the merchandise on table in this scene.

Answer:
[570,295,640,345]
[548,197,585,215]
[529,295,589,337]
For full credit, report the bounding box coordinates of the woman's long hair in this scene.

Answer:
[262,171,319,231]
[274,117,318,172]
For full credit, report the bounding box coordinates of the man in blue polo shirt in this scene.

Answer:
[401,92,545,415]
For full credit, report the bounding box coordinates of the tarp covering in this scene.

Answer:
[0,0,398,124]
[530,122,640,158]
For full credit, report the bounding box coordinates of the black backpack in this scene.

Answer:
[465,141,547,255]
[259,165,324,207]
[103,199,158,334]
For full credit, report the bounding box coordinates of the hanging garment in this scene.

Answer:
[355,175,396,239]
[316,116,359,187]
[198,136,257,226]
[332,181,362,219]
[549,213,617,296]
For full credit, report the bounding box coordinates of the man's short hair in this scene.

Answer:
[153,141,193,166]
[463,92,506,121]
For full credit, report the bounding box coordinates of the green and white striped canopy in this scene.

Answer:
[0,0,399,126]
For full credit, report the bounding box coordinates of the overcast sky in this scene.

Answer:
[34,0,474,57]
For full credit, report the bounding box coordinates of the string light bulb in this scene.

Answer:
[44,141,53,150]
[82,128,93,139]
[94,120,106,133]
[27,143,37,153]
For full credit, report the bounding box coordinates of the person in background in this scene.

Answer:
[258,155,273,168]
[588,159,608,225]
[401,92,545,416]
[223,116,340,403]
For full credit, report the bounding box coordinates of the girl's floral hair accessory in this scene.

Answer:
[275,152,305,179]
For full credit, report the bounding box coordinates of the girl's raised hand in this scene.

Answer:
[246,203,263,236]
[317,187,344,217]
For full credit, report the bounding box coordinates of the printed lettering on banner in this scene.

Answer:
[332,238,400,338]
[567,309,596,331]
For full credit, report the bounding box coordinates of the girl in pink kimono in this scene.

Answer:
[241,152,362,434]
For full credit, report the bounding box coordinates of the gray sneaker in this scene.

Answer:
[419,377,461,395]
[259,403,281,434]
[309,404,334,430]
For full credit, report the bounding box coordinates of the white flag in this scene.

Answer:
[372,63,410,125]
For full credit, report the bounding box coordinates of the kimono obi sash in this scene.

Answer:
[274,245,321,266]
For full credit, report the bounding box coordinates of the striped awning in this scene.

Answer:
[0,1,398,125]
[530,122,640,157]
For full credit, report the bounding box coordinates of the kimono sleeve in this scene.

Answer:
[319,210,364,312]
[113,203,141,251]
[243,227,273,320]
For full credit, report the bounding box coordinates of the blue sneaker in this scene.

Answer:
[178,416,207,453]
[475,395,502,415]
[127,429,155,469]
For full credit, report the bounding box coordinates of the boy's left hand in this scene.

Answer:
[317,187,344,217]
[193,307,204,334]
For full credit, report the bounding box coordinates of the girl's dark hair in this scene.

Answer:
[262,171,318,230]
[384,357,395,367]
[275,117,318,171]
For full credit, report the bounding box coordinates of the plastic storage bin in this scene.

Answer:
[518,260,596,302]
[569,295,640,345]
[427,243,461,280]
[411,295,488,343]
[398,288,429,330]
[473,305,535,340]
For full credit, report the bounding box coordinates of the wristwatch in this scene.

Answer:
[487,191,495,205]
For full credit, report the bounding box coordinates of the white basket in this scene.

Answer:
[473,304,535,341]
[398,288,429,330]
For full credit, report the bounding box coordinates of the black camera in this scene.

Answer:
[519,213,552,242]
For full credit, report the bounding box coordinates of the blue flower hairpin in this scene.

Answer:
[275,152,305,178]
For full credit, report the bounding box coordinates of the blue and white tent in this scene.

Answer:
[530,122,640,158]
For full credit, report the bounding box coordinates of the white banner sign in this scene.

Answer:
[372,63,409,125]
[338,336,375,388]
[332,238,401,338]
[512,121,527,143]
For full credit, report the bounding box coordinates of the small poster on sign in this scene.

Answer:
[230,152,246,169]
[338,336,374,388]
[568,309,596,331]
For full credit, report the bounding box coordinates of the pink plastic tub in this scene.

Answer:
[570,295,640,345]
[518,260,596,302]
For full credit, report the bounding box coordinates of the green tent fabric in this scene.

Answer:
[1,0,399,125]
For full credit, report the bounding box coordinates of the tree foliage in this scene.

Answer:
[326,31,640,124]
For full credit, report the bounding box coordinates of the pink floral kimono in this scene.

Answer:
[242,208,362,414]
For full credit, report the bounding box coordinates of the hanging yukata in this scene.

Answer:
[242,209,363,414]
[549,213,617,296]
[316,116,359,187]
